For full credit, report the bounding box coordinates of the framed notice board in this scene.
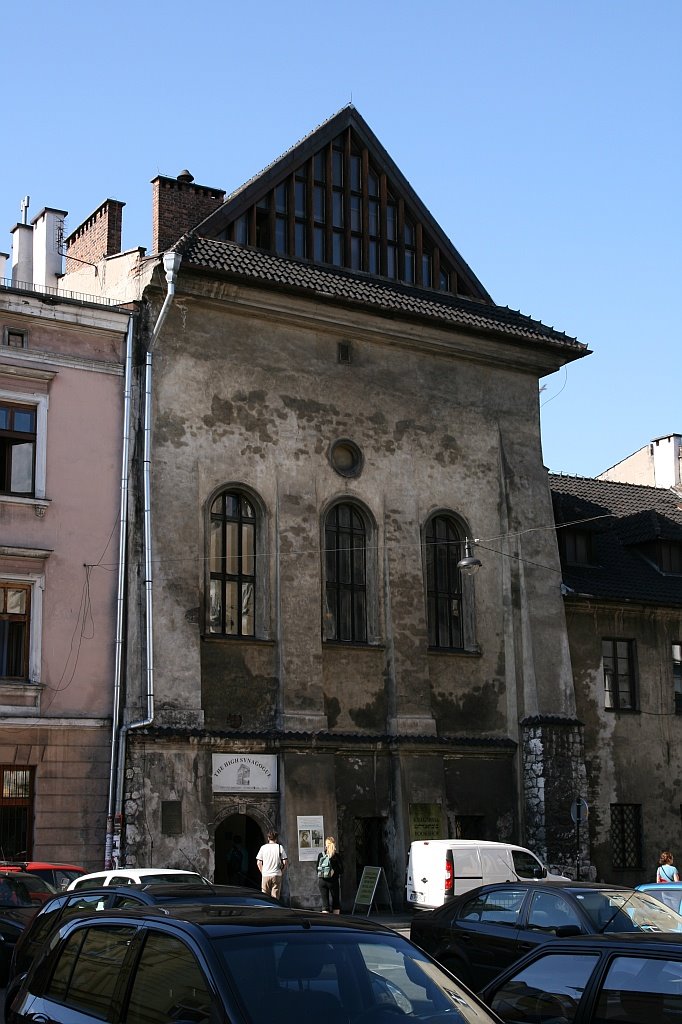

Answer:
[352,866,393,916]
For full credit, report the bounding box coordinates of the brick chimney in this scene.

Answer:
[64,199,125,275]
[151,171,225,254]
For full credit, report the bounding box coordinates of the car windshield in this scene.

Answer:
[213,930,496,1024]
[574,889,682,932]
[0,876,35,906]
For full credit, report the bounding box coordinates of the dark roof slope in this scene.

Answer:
[550,474,682,606]
[177,234,587,357]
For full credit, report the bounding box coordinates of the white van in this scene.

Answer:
[406,839,568,910]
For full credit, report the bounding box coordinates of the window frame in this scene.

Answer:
[610,802,643,870]
[0,765,34,859]
[0,572,43,683]
[0,387,49,504]
[3,327,28,349]
[602,637,638,712]
[322,499,378,645]
[204,485,269,641]
[423,511,478,654]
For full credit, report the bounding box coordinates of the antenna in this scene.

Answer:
[20,196,30,224]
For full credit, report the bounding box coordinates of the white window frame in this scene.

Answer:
[0,571,44,683]
[0,388,49,502]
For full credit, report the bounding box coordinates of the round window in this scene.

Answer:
[329,439,363,478]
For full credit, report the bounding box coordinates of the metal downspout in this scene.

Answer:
[104,315,135,868]
[112,251,182,855]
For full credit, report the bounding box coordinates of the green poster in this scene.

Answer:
[409,803,443,840]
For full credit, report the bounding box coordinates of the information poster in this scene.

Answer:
[297,814,324,861]
[408,803,443,840]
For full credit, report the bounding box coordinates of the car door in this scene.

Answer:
[452,886,528,990]
[518,889,585,958]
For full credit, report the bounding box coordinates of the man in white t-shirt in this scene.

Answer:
[256,830,288,900]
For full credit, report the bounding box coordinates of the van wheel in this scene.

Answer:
[442,957,471,989]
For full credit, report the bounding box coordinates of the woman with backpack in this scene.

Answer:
[317,835,343,913]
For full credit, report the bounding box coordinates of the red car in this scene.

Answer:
[0,871,56,906]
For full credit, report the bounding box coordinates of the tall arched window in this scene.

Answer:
[425,515,464,649]
[208,491,256,637]
[324,503,367,643]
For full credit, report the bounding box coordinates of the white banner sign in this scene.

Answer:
[212,753,278,793]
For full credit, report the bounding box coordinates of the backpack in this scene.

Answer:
[317,854,332,879]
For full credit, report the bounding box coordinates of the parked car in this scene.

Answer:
[66,866,210,889]
[406,839,569,910]
[409,879,682,990]
[0,861,86,890]
[8,882,281,989]
[2,873,56,906]
[479,932,682,1023]
[637,880,682,914]
[0,874,40,986]
[5,904,504,1024]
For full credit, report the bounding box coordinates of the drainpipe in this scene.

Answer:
[111,250,182,863]
[104,314,135,868]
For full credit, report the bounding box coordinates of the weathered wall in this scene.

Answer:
[566,599,682,885]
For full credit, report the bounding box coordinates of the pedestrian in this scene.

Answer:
[657,850,680,883]
[317,835,343,914]
[256,830,288,901]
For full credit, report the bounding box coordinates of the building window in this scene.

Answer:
[323,503,367,643]
[610,803,642,870]
[0,581,31,679]
[0,766,33,859]
[425,515,464,649]
[559,528,595,566]
[3,328,28,349]
[208,491,257,638]
[602,638,637,711]
[161,800,183,836]
[674,643,682,714]
[0,401,37,497]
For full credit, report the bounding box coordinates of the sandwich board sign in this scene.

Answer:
[352,866,393,916]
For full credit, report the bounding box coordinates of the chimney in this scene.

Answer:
[0,252,8,280]
[32,207,67,289]
[151,170,225,254]
[11,223,34,285]
[64,199,125,275]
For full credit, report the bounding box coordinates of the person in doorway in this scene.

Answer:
[317,835,343,913]
[657,850,680,883]
[256,830,288,901]
[228,834,248,884]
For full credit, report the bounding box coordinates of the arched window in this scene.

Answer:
[323,503,367,643]
[208,491,256,637]
[425,514,465,649]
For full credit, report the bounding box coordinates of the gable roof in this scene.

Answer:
[193,105,492,301]
[176,233,587,359]
[550,474,682,606]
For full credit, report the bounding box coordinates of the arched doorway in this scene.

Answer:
[214,813,264,888]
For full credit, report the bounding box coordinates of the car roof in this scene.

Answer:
[637,882,682,890]
[0,861,85,871]
[51,904,398,937]
[139,882,278,899]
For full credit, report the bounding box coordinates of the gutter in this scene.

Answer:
[105,250,182,867]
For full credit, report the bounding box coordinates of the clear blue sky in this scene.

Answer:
[2,0,679,478]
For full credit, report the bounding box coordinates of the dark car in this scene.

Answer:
[6,904,504,1024]
[0,875,40,985]
[0,861,86,890]
[7,882,280,990]
[409,879,682,991]
[479,932,682,1023]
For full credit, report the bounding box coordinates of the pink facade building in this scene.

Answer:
[0,210,131,868]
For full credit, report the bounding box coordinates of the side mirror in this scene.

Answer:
[533,866,547,879]
[555,925,581,938]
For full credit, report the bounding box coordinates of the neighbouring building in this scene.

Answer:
[57,106,592,906]
[0,206,132,868]
[598,433,682,491]
[551,469,682,885]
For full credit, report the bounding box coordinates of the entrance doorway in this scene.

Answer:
[214,814,264,888]
[353,816,389,887]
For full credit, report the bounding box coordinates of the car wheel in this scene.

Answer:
[441,956,472,989]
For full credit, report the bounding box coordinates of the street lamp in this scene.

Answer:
[457,538,482,576]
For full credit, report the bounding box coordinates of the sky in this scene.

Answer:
[2,0,679,478]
